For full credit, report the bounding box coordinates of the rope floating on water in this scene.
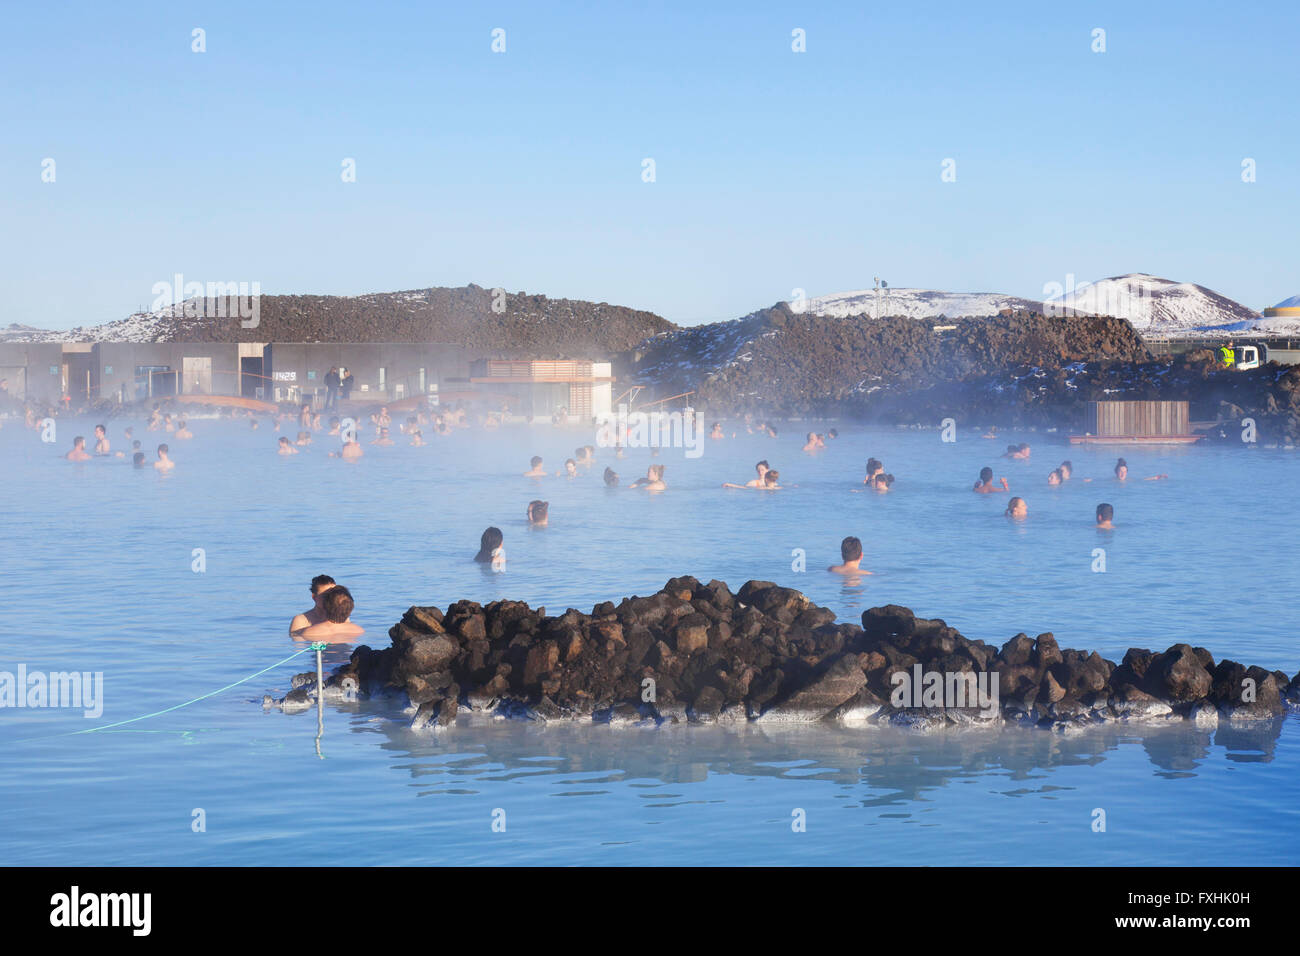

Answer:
[9,642,328,744]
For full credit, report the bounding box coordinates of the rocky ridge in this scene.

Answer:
[265,578,1300,732]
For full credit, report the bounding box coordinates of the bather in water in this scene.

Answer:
[474,527,506,571]
[973,467,1008,493]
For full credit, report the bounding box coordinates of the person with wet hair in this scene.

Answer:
[560,458,578,478]
[973,466,1008,493]
[828,536,870,575]
[1059,460,1073,480]
[1005,497,1028,520]
[290,575,337,635]
[297,584,364,642]
[527,500,549,526]
[278,436,298,455]
[1096,502,1114,530]
[631,463,666,491]
[174,420,193,439]
[331,439,363,460]
[1114,458,1128,480]
[723,460,767,489]
[863,458,883,483]
[575,446,595,464]
[870,472,894,492]
[603,467,619,486]
[295,430,312,446]
[66,435,91,461]
[93,424,110,455]
[710,422,725,439]
[1048,468,1062,485]
[154,443,175,471]
[524,455,546,478]
[132,451,146,468]
[474,527,506,571]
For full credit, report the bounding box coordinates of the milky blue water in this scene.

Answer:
[1,415,1297,865]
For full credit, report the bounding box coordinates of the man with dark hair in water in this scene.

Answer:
[1096,503,1114,530]
[973,467,1008,493]
[603,467,619,486]
[154,443,175,471]
[93,424,110,455]
[66,436,91,461]
[290,575,337,635]
[828,536,870,575]
[298,585,364,642]
[527,500,549,526]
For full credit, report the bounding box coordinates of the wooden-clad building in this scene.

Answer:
[1071,400,1198,444]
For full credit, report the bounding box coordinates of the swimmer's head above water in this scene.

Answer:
[1005,496,1027,519]
[527,500,549,525]
[475,527,504,563]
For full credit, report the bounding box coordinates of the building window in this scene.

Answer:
[378,367,386,391]
[307,370,317,380]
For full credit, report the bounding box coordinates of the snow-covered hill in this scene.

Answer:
[1043,274,1260,331]
[800,274,1262,333]
[799,288,1044,320]
[1,312,173,343]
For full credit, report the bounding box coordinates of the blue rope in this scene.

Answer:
[7,643,326,744]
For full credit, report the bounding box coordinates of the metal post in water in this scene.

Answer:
[313,642,325,758]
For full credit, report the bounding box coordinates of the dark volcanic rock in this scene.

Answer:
[302,578,1296,731]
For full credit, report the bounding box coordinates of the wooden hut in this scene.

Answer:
[1069,400,1199,444]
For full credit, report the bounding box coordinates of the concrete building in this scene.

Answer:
[1,340,615,414]
[260,343,487,405]
[0,343,67,404]
[93,343,247,403]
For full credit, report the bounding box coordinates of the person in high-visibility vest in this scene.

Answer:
[1218,345,1234,366]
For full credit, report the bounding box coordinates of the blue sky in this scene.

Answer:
[2,0,1297,328]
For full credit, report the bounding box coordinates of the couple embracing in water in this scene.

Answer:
[290,574,365,642]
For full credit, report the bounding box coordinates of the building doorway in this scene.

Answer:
[240,355,264,398]
[182,357,212,394]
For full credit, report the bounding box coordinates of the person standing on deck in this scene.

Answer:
[324,367,340,410]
